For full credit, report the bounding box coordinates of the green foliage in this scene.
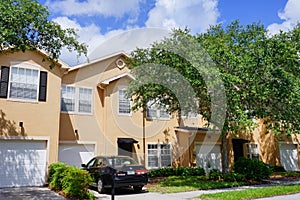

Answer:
[48,162,93,199]
[48,162,68,190]
[128,21,300,174]
[269,165,286,173]
[200,184,300,200]
[223,172,246,182]
[148,166,205,177]
[61,167,93,199]
[233,158,271,181]
[209,169,223,180]
[0,0,87,66]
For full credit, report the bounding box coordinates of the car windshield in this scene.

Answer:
[106,157,138,166]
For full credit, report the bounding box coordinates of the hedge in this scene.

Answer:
[48,162,93,200]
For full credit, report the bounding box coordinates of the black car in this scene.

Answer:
[81,156,148,193]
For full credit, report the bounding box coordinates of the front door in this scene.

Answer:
[232,139,249,162]
[118,143,133,157]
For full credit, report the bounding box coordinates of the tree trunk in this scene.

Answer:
[221,132,229,174]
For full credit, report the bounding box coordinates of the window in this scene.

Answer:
[180,111,198,118]
[79,88,92,113]
[146,101,170,120]
[246,143,259,159]
[147,143,172,169]
[0,64,48,102]
[61,85,75,112]
[118,87,131,115]
[61,85,92,114]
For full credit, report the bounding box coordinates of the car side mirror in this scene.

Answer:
[81,164,87,168]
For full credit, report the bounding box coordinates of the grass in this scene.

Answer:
[200,184,300,200]
[147,176,248,193]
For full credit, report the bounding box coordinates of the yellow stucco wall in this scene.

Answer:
[0,50,65,165]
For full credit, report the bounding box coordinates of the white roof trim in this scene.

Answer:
[98,72,135,88]
[69,51,129,72]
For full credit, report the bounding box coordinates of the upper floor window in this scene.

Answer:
[0,64,47,102]
[61,85,92,114]
[118,86,131,115]
[180,111,198,118]
[146,100,170,120]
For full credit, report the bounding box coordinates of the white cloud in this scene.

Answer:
[267,0,300,34]
[146,0,220,34]
[46,0,141,18]
[53,17,125,65]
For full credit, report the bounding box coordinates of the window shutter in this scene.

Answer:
[0,66,10,98]
[38,71,47,101]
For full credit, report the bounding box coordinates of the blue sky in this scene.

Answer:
[38,0,300,65]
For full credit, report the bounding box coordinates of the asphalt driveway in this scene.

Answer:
[0,187,66,200]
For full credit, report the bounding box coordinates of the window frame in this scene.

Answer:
[146,100,170,120]
[118,86,131,116]
[7,63,40,102]
[245,143,260,160]
[147,143,172,169]
[60,84,93,115]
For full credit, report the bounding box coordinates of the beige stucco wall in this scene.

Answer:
[60,53,209,167]
[0,50,65,165]
[227,119,300,170]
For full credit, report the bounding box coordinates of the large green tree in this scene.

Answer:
[0,0,87,66]
[128,21,300,173]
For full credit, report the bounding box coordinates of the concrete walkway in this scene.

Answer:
[92,179,300,200]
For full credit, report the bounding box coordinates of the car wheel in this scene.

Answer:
[97,179,105,193]
[133,185,143,192]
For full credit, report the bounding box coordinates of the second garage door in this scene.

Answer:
[196,144,222,174]
[58,143,95,167]
[279,143,299,171]
[0,139,47,188]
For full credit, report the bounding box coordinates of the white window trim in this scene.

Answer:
[7,62,41,103]
[147,142,172,169]
[118,86,131,116]
[146,101,170,120]
[245,143,260,159]
[61,84,93,115]
[180,111,198,119]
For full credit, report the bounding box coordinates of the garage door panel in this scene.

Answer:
[59,143,95,167]
[196,144,222,173]
[280,144,299,171]
[0,140,47,188]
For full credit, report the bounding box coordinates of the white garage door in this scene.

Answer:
[58,143,95,167]
[196,144,222,173]
[280,143,299,171]
[0,140,47,188]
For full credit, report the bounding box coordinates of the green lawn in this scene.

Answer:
[200,184,300,200]
[148,176,248,193]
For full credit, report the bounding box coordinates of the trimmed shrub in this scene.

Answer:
[233,157,271,181]
[223,172,246,182]
[148,166,205,177]
[48,162,93,200]
[61,167,93,199]
[209,169,223,181]
[269,165,286,173]
[48,162,68,190]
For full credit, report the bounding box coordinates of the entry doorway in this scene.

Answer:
[117,138,138,157]
[232,139,249,162]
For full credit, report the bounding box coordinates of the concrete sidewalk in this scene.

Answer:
[92,179,300,200]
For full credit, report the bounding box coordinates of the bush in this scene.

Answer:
[269,165,286,173]
[48,162,93,199]
[223,172,246,182]
[234,158,271,181]
[48,162,68,190]
[209,169,223,180]
[148,166,205,177]
[61,167,93,199]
